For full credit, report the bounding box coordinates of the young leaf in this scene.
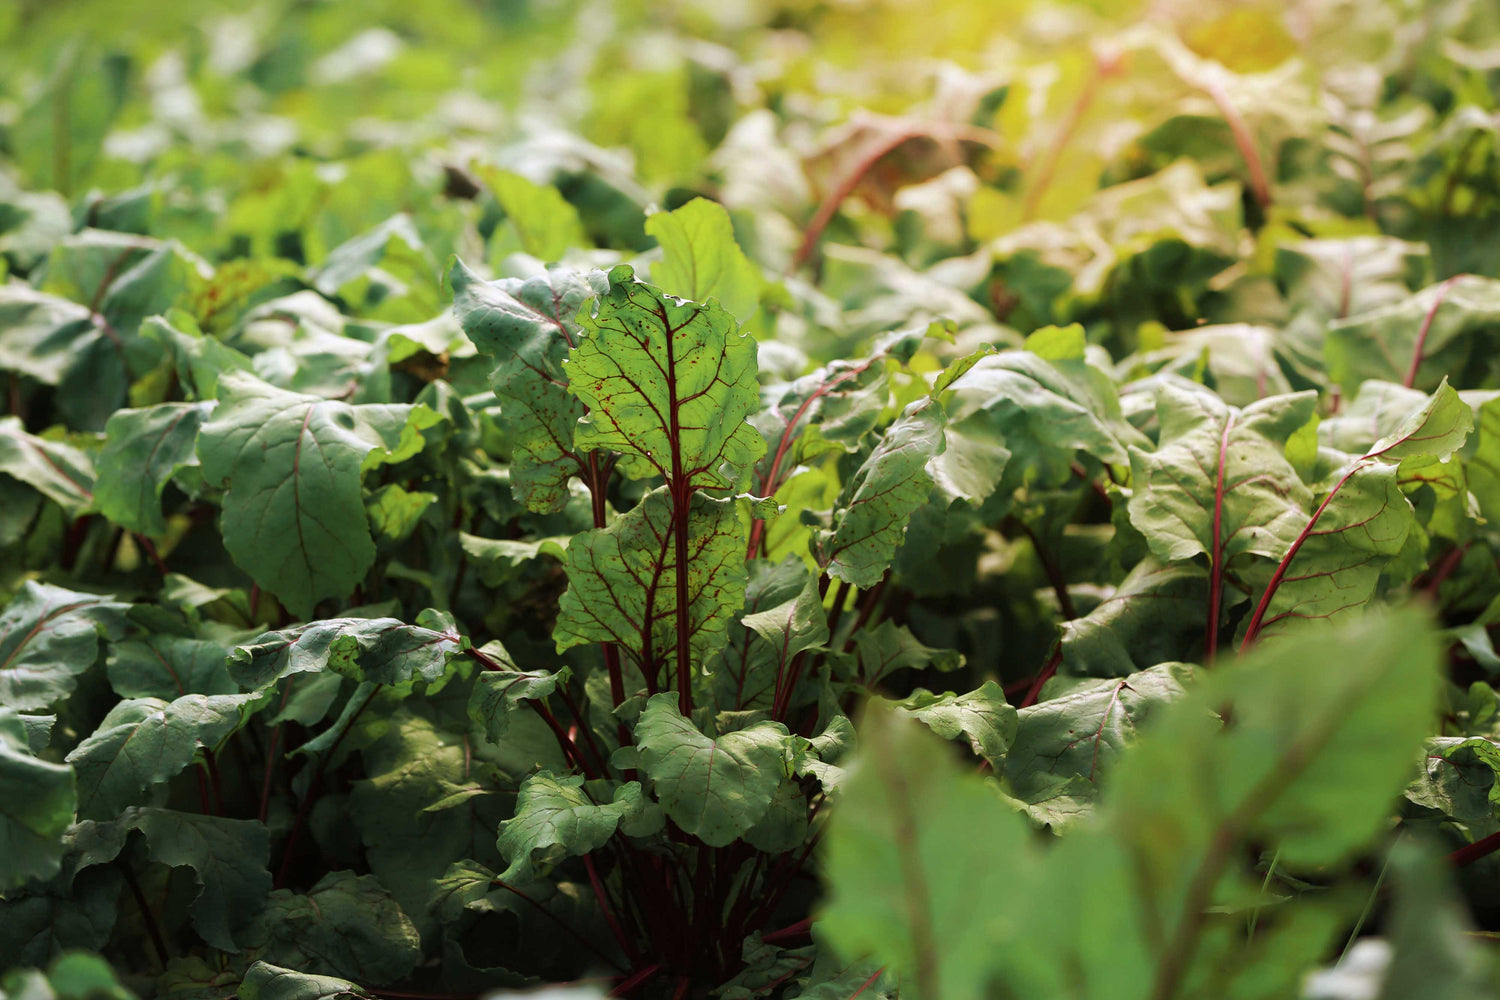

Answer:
[567,264,764,489]
[631,693,791,846]
[479,168,589,262]
[882,681,1017,767]
[645,198,761,323]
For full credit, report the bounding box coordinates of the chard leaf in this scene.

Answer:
[1003,663,1195,827]
[883,681,1016,767]
[1127,382,1315,568]
[238,963,372,1000]
[196,372,441,617]
[468,652,566,743]
[554,488,760,680]
[567,265,764,489]
[228,616,463,691]
[1247,381,1472,642]
[131,807,271,951]
[645,198,761,323]
[817,397,945,587]
[0,582,126,712]
[821,706,1035,1000]
[0,416,96,517]
[449,260,599,513]
[1327,276,1500,392]
[0,709,76,890]
[67,693,265,819]
[247,871,422,984]
[632,693,791,846]
[496,772,647,880]
[1060,559,1208,677]
[106,635,237,700]
[95,402,210,536]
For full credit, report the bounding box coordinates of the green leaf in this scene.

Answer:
[132,807,271,952]
[496,772,647,880]
[554,488,760,680]
[631,693,790,847]
[0,285,128,431]
[821,706,1036,1000]
[645,198,761,323]
[738,574,829,680]
[449,260,599,513]
[1059,560,1209,677]
[0,951,137,1000]
[0,709,76,890]
[567,265,764,489]
[1327,276,1500,392]
[0,416,96,518]
[247,871,422,984]
[94,402,210,537]
[106,635,236,701]
[882,681,1016,767]
[817,397,945,587]
[1127,382,1316,567]
[0,582,125,712]
[1251,382,1472,641]
[66,693,263,819]
[1003,663,1195,827]
[477,167,590,263]
[228,616,463,691]
[197,373,440,617]
[468,652,566,743]
[237,963,371,1000]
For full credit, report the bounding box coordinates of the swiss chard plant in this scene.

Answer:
[6,0,1500,998]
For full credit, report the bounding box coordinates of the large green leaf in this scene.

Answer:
[645,198,761,323]
[106,635,237,700]
[817,397,945,588]
[1326,276,1500,392]
[247,871,422,984]
[132,807,271,951]
[449,260,599,513]
[0,416,96,518]
[0,582,125,712]
[567,264,764,489]
[95,402,210,537]
[631,693,790,847]
[66,693,264,819]
[881,681,1016,767]
[1003,663,1195,828]
[820,706,1036,1000]
[197,372,440,617]
[0,709,76,890]
[238,963,371,1000]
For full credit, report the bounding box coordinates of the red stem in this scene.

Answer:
[1019,646,1062,710]
[611,964,665,998]
[1206,415,1235,663]
[1239,462,1363,651]
[258,677,296,824]
[585,853,639,966]
[791,120,1002,272]
[1404,276,1462,389]
[1448,829,1500,868]
[1203,80,1272,210]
